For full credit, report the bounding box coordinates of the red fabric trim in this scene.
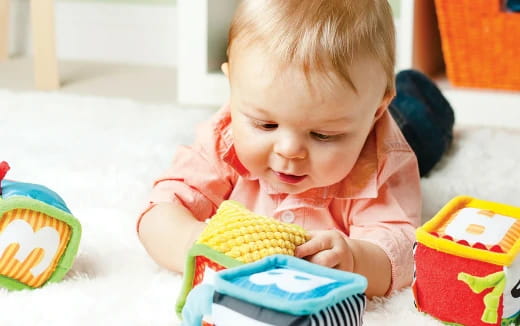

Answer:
[0,161,10,195]
[0,161,10,181]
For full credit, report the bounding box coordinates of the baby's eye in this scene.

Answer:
[255,121,278,130]
[311,132,335,141]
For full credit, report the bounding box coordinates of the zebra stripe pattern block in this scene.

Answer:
[204,255,368,326]
[210,291,366,326]
[310,293,366,326]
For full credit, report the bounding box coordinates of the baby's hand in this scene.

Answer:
[294,229,354,272]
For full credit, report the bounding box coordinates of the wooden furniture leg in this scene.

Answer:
[30,0,59,90]
[0,0,8,61]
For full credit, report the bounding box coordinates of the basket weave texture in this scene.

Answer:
[434,0,520,91]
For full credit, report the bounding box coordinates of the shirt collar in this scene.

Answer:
[219,110,251,178]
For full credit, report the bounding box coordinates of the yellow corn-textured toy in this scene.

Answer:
[176,200,309,315]
[197,200,308,263]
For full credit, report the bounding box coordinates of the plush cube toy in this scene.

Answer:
[181,254,368,326]
[0,161,81,290]
[413,196,520,326]
[176,200,309,316]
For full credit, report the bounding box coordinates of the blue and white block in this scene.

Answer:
[181,254,367,326]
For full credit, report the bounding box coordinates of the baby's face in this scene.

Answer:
[226,44,390,195]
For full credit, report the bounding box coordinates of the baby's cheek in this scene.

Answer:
[314,154,354,185]
[233,139,266,171]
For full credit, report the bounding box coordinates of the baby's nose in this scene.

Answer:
[274,136,307,159]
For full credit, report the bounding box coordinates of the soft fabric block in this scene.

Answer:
[0,163,81,290]
[413,196,520,325]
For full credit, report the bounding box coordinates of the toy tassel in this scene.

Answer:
[458,271,506,324]
[0,161,10,195]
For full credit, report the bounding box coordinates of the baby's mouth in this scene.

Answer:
[274,171,307,184]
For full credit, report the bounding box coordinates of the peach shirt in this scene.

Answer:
[138,105,421,293]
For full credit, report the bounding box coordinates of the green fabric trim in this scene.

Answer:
[0,196,82,290]
[175,244,242,318]
[502,311,520,326]
[458,271,506,324]
[442,322,464,326]
[0,275,29,291]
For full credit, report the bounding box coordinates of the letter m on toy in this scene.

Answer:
[0,210,72,288]
[0,220,60,276]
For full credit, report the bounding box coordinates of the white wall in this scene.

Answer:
[8,1,177,66]
[7,0,405,68]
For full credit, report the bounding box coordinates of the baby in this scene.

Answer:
[139,0,424,298]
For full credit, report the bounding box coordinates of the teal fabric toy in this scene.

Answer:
[0,161,81,290]
[181,254,368,326]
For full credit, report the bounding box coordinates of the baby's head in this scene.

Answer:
[223,0,396,195]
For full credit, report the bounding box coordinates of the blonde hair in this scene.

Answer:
[227,0,396,94]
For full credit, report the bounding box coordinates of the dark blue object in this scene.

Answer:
[507,0,520,12]
[389,70,455,177]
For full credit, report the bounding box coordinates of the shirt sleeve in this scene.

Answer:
[348,149,421,295]
[136,110,237,232]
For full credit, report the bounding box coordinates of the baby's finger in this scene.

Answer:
[294,233,331,258]
[304,250,338,268]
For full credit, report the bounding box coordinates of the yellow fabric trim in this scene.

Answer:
[417,196,520,266]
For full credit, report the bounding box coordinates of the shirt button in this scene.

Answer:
[281,210,295,223]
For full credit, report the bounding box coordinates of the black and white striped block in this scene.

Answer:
[209,254,367,326]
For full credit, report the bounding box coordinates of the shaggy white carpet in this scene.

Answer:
[1,89,519,325]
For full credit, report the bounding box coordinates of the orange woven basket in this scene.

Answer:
[434,0,520,91]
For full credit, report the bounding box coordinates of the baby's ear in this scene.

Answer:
[221,62,230,78]
[374,90,395,121]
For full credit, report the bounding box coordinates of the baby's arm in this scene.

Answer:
[137,108,236,272]
[295,230,391,297]
[138,202,207,273]
[347,237,392,297]
[297,149,421,297]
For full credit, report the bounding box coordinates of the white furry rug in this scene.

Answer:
[1,89,519,325]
